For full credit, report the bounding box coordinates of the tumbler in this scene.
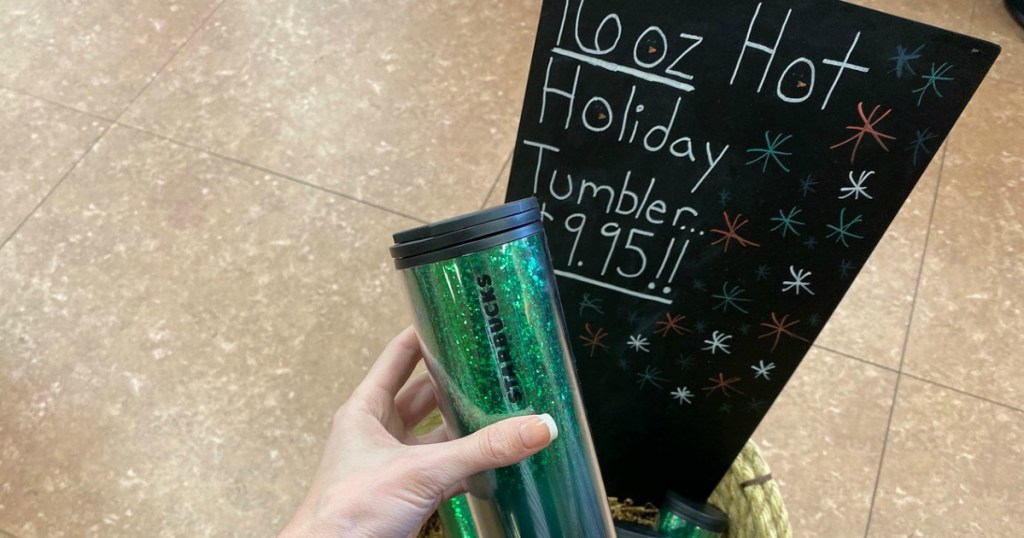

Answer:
[390,197,615,537]
[655,491,728,538]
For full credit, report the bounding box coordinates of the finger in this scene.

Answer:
[395,373,438,428]
[419,414,558,487]
[360,326,422,397]
[412,424,449,445]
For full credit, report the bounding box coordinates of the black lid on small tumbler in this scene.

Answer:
[661,490,729,533]
[390,198,542,269]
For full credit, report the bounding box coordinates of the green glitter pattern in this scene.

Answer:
[438,494,478,538]
[400,232,614,537]
[656,509,722,538]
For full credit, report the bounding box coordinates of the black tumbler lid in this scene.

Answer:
[614,521,664,537]
[390,197,541,269]
[661,491,729,532]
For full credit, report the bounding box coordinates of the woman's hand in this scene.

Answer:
[280,326,557,538]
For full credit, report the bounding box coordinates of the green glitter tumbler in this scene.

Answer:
[655,491,728,538]
[391,198,615,538]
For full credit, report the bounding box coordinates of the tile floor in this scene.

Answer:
[0,1,1021,536]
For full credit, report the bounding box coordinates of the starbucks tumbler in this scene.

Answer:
[390,198,615,537]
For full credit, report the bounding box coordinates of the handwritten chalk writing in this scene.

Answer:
[730,2,868,109]
[536,66,729,173]
[556,0,705,87]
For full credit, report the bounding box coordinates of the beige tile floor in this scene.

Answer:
[0,1,1021,536]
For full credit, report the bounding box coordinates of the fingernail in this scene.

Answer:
[520,413,559,449]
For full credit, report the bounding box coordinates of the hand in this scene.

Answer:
[280,326,558,538]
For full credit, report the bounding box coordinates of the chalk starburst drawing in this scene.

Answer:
[799,175,818,198]
[719,403,733,413]
[839,259,857,278]
[671,386,694,405]
[888,44,924,78]
[702,330,733,355]
[748,398,768,412]
[578,293,603,316]
[907,128,939,166]
[654,312,690,337]
[751,360,776,380]
[579,323,609,356]
[770,207,805,237]
[840,171,875,200]
[718,189,732,206]
[694,320,708,334]
[755,264,772,281]
[712,282,753,314]
[627,310,640,327]
[676,354,696,370]
[692,279,707,292]
[636,365,668,390]
[618,357,630,371]
[738,323,751,336]
[758,312,810,352]
[913,62,954,106]
[803,236,818,250]
[781,265,815,296]
[746,131,793,173]
[826,208,865,247]
[627,334,650,353]
[830,102,896,164]
[808,313,822,327]
[702,372,745,398]
[710,211,760,252]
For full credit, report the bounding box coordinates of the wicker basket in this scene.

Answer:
[416,416,791,537]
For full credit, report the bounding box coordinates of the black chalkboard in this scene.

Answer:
[505,0,999,503]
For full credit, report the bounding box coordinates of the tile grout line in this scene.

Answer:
[811,344,900,374]
[814,343,1024,413]
[112,0,230,123]
[901,371,1024,414]
[0,0,231,253]
[862,142,949,537]
[480,150,514,210]
[0,82,428,225]
[0,83,117,124]
[0,122,113,251]
[114,123,428,224]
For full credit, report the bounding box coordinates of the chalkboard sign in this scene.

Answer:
[505,0,998,502]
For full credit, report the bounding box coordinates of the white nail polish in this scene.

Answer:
[538,413,559,441]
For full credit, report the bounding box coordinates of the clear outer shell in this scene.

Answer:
[399,231,615,538]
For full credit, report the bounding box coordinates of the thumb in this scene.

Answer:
[426,414,558,487]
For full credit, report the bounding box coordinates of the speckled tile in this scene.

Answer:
[0,88,109,243]
[867,377,1024,536]
[813,154,941,370]
[121,0,540,222]
[753,348,896,537]
[903,77,1024,408]
[848,0,975,33]
[972,0,1024,87]
[0,0,222,118]
[0,125,415,537]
